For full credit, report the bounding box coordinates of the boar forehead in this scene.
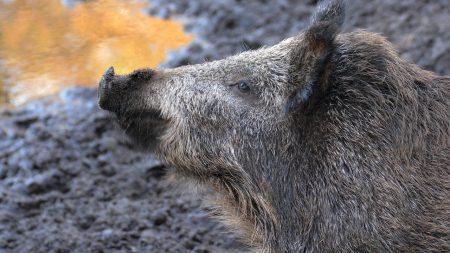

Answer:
[164,37,297,108]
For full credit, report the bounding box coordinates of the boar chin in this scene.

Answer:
[116,109,168,150]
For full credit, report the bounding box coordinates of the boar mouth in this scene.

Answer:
[124,109,164,121]
[116,108,168,149]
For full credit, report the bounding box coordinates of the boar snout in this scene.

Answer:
[97,66,166,149]
[98,66,119,111]
[100,66,115,89]
[98,66,155,112]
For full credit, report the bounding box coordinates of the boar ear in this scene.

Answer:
[286,0,345,114]
[306,0,345,51]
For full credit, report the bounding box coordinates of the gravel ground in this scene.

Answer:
[1,0,449,252]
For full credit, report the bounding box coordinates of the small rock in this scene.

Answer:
[101,228,114,239]
[24,170,67,194]
[14,114,38,127]
[151,211,167,226]
[78,214,97,230]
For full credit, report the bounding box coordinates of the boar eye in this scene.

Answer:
[231,80,251,95]
[238,81,250,92]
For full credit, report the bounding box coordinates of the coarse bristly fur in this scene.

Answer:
[98,0,450,252]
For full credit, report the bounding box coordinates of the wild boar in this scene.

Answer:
[98,0,450,252]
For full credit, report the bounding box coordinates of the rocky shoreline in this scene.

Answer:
[1,0,449,252]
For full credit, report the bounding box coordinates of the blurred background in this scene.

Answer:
[0,0,191,106]
[0,0,449,252]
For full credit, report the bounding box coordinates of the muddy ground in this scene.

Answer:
[1,0,449,252]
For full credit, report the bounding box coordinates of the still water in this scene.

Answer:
[0,0,191,106]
